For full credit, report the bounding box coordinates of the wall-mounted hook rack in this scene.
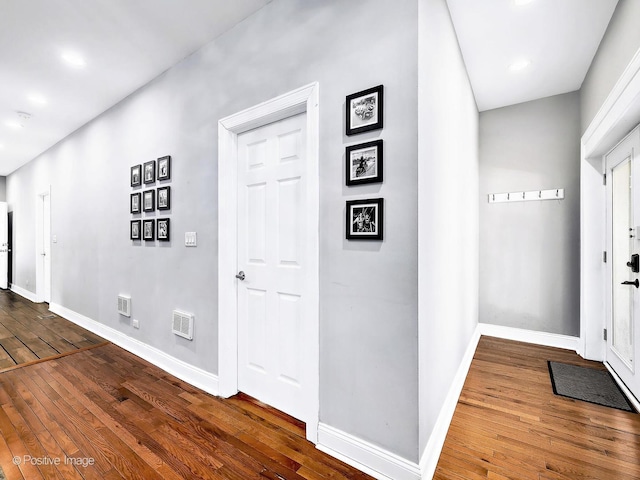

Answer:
[488,188,565,204]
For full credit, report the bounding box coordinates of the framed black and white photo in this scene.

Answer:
[346,140,383,186]
[346,198,384,240]
[143,219,155,241]
[157,218,170,241]
[130,192,141,214]
[143,190,155,212]
[346,85,384,136]
[157,155,171,181]
[131,164,142,187]
[143,160,156,184]
[157,186,170,210]
[130,220,141,240]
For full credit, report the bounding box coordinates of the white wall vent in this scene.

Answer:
[172,310,194,340]
[117,295,131,317]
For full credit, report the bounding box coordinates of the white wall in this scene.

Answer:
[580,0,640,133]
[7,0,420,462]
[418,0,479,454]
[479,92,581,336]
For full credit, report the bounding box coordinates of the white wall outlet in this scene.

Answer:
[52,235,57,243]
[132,319,140,329]
[185,232,197,247]
[25,279,29,287]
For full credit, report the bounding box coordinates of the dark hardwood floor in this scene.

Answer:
[0,291,373,479]
[435,336,640,480]
[0,290,106,372]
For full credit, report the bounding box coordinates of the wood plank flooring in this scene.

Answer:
[435,336,640,480]
[0,290,106,372]
[0,342,373,479]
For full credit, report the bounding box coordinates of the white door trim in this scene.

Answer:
[581,47,640,360]
[217,82,320,442]
[35,187,51,303]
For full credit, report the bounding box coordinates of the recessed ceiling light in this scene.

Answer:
[509,59,531,72]
[27,93,47,105]
[61,51,86,68]
[513,0,534,6]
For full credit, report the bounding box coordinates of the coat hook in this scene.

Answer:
[522,192,525,199]
[492,194,495,201]
[556,189,559,197]
[507,193,510,200]
[539,191,542,198]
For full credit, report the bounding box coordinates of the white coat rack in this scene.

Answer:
[488,188,564,204]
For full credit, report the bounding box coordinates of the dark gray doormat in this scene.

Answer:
[548,361,636,413]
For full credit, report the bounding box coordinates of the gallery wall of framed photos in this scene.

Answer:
[130,155,172,243]
[345,85,384,241]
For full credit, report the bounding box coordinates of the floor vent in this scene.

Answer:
[172,310,194,340]
[117,295,131,317]
[37,314,57,320]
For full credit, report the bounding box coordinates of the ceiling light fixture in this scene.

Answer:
[513,0,534,6]
[27,93,47,105]
[61,51,86,68]
[508,59,531,72]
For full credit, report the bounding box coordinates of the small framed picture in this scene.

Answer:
[130,192,141,214]
[346,140,383,186]
[143,160,156,184]
[157,186,171,210]
[130,220,141,240]
[131,165,142,187]
[157,218,170,241]
[143,219,155,241]
[346,198,384,240]
[143,190,155,212]
[346,85,384,136]
[157,155,171,181]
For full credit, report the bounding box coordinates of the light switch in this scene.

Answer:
[185,232,197,247]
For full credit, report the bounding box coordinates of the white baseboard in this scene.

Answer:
[48,303,219,397]
[419,325,481,479]
[317,423,420,480]
[10,284,39,303]
[478,323,580,352]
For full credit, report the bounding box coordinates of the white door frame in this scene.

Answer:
[35,187,51,303]
[217,83,320,442]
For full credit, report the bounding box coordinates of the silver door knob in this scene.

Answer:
[235,271,246,281]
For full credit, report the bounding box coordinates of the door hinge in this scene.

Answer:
[603,251,607,263]
[604,328,608,341]
[603,173,607,185]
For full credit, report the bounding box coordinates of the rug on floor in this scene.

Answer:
[548,361,636,412]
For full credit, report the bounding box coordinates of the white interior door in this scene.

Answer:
[606,128,640,401]
[0,202,8,290]
[237,113,308,421]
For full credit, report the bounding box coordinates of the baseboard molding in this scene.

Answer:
[10,284,39,303]
[478,323,580,352]
[317,423,420,480]
[419,325,481,479]
[48,303,219,397]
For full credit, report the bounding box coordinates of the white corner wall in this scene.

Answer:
[417,0,479,473]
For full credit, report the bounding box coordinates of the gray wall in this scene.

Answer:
[7,0,419,461]
[581,0,640,133]
[479,92,581,336]
[0,177,6,202]
[418,0,479,453]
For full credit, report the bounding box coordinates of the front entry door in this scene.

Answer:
[606,127,640,402]
[236,113,308,421]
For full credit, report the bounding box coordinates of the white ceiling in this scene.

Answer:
[447,0,619,112]
[0,0,271,176]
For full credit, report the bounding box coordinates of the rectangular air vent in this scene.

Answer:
[117,295,131,317]
[172,310,194,340]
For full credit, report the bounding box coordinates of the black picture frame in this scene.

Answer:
[157,218,170,241]
[157,186,170,210]
[143,160,156,184]
[130,220,141,240]
[143,219,155,241]
[346,140,383,186]
[346,198,384,240]
[143,190,155,212]
[131,164,142,187]
[346,85,384,136]
[130,192,141,214]
[157,155,171,181]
